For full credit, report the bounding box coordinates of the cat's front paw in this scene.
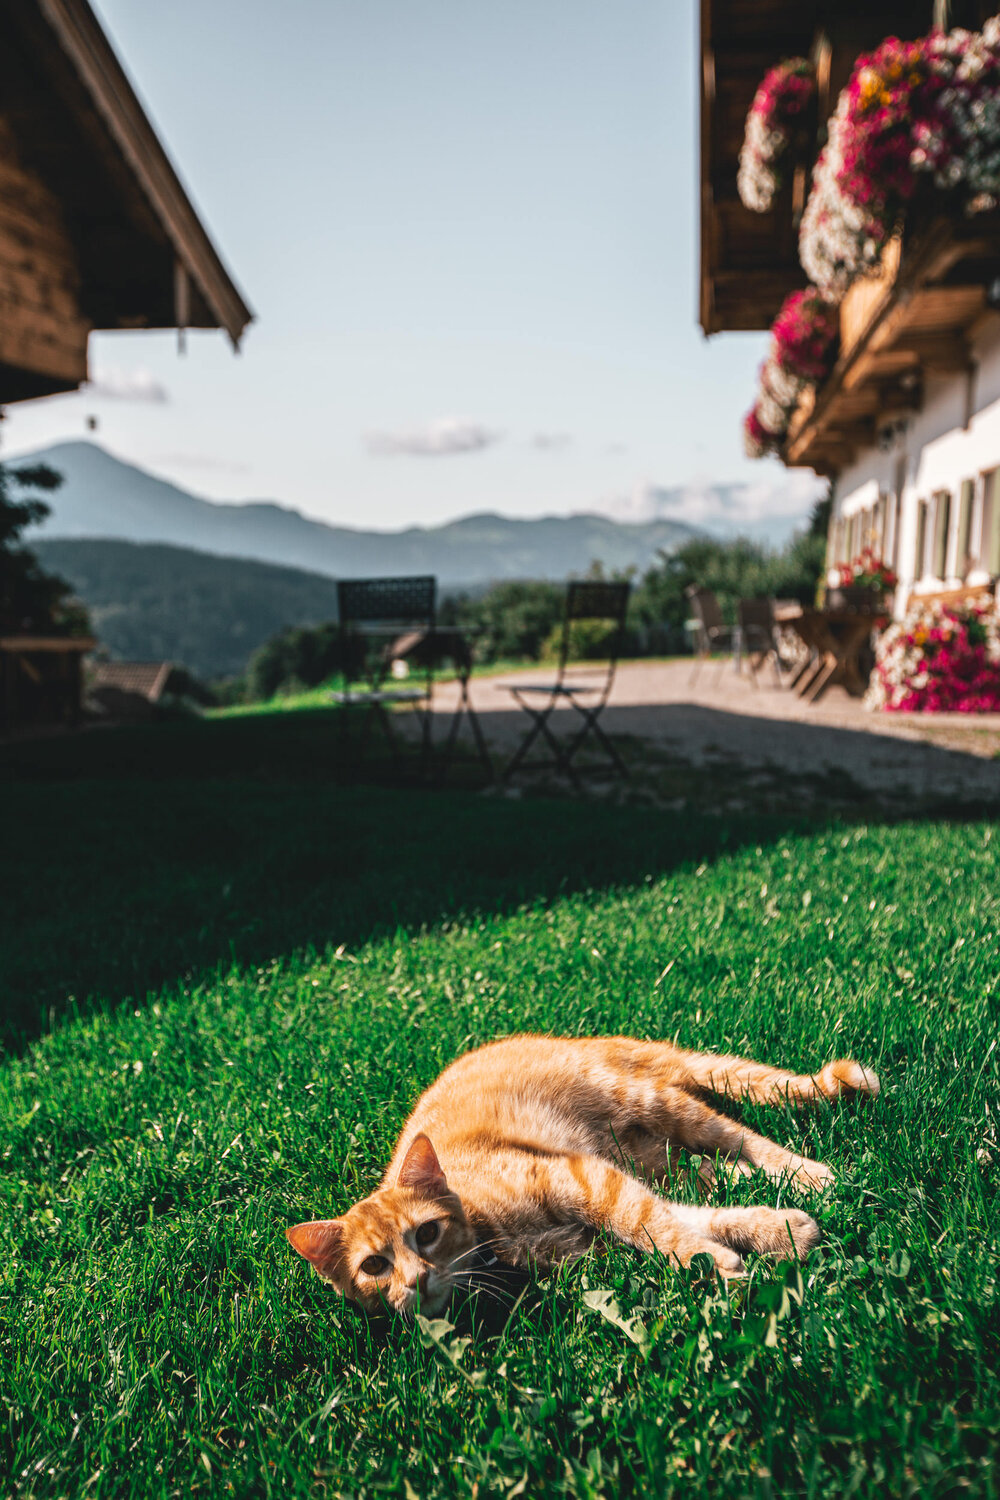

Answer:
[775,1208,820,1260]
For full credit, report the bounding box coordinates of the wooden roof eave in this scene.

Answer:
[783,215,1000,472]
[699,0,716,335]
[35,0,253,349]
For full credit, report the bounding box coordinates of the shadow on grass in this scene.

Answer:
[2,703,995,1051]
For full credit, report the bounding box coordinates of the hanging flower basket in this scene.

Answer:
[743,288,839,457]
[738,58,816,213]
[800,21,1000,299]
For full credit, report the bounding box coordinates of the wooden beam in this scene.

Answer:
[891,330,972,372]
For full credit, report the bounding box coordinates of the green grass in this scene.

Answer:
[2,713,999,1497]
[207,658,687,718]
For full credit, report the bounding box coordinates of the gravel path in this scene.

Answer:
[419,660,1000,812]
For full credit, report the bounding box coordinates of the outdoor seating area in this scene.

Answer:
[688,585,888,705]
[327,573,636,786]
[309,571,1000,798]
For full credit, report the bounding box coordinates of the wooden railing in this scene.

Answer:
[839,235,902,364]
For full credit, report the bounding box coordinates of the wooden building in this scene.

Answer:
[0,0,252,407]
[0,1,251,730]
[88,660,215,721]
[701,0,1000,614]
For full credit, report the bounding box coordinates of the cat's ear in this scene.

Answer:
[396,1133,448,1195]
[286,1219,345,1278]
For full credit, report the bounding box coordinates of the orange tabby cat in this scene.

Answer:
[286,1034,878,1318]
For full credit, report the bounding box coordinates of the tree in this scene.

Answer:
[246,621,343,699]
[631,516,829,640]
[0,461,89,634]
[439,580,565,663]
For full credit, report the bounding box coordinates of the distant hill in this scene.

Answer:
[34,538,343,679]
[16,441,701,585]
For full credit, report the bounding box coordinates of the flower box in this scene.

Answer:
[866,594,1000,712]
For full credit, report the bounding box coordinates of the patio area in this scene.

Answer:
[420,659,1000,811]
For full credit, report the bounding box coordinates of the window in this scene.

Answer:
[874,492,887,555]
[914,500,929,579]
[931,490,951,579]
[889,454,907,572]
[956,478,975,576]
[979,469,1000,575]
[885,491,901,570]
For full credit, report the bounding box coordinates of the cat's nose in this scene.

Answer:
[403,1269,429,1297]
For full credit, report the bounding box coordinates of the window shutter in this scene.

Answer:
[957,479,975,575]
[915,500,928,579]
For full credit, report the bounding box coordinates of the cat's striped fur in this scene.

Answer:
[287,1034,879,1317]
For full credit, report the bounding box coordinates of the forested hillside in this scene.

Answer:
[34,538,341,679]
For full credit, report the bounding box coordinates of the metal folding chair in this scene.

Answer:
[501,579,631,785]
[737,597,783,688]
[686,586,738,685]
[332,575,436,769]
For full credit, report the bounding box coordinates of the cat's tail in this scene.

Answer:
[678,1050,880,1108]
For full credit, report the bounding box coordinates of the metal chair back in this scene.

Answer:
[737,596,782,686]
[337,575,436,629]
[556,580,631,690]
[335,575,436,698]
[737,596,775,638]
[686,586,725,640]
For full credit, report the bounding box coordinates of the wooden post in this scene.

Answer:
[174,259,190,354]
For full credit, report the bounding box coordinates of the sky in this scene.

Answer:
[1,0,819,534]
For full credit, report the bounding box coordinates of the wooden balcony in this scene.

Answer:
[784,214,1000,473]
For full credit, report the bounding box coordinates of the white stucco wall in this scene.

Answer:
[831,310,1000,615]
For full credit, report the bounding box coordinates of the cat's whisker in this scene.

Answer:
[445,1238,503,1272]
[449,1270,515,1298]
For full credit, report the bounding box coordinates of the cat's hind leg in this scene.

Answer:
[641,1087,835,1192]
[614,1127,755,1196]
[676,1048,879,1108]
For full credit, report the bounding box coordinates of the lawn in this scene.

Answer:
[2,712,998,1497]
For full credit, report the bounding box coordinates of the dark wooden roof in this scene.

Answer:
[0,0,252,402]
[698,0,988,334]
[90,660,174,701]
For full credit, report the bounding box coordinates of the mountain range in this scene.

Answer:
[17,441,702,586]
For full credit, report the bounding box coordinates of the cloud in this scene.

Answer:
[84,366,169,403]
[600,471,824,528]
[366,417,502,457]
[530,432,572,451]
[150,452,251,475]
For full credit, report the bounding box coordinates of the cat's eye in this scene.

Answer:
[415,1220,439,1248]
[360,1255,389,1277]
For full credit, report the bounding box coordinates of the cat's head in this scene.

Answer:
[286,1134,476,1319]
